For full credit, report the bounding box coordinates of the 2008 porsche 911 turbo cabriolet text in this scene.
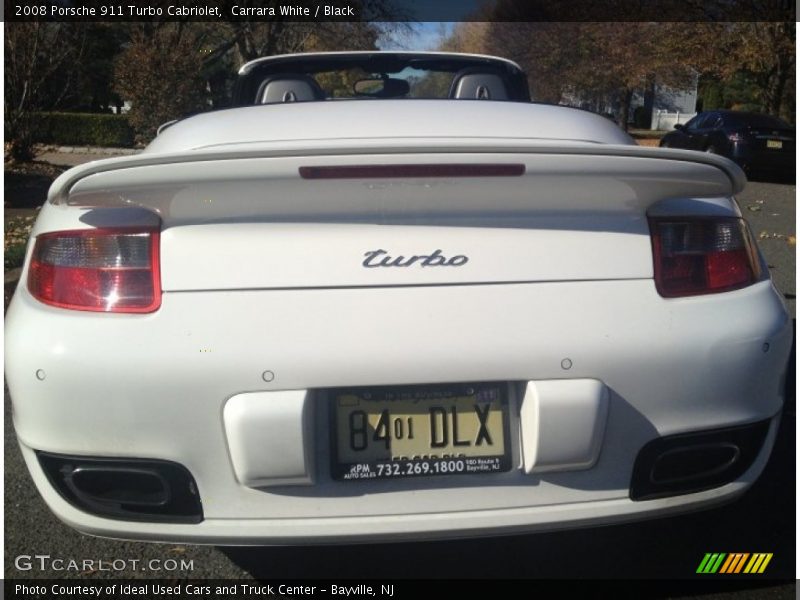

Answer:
[5,52,791,544]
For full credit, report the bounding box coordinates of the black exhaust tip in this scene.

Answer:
[68,466,171,507]
[630,420,771,501]
[37,452,203,523]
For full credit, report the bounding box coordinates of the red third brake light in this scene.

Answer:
[28,228,161,313]
[650,217,761,298]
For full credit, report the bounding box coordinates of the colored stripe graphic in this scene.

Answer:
[719,554,736,573]
[697,553,713,573]
[733,553,750,573]
[710,553,726,573]
[697,553,727,573]
[698,553,773,574]
[744,553,773,574]
[719,553,749,573]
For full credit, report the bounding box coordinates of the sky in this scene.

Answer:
[378,22,456,51]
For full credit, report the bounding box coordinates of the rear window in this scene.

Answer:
[314,68,456,99]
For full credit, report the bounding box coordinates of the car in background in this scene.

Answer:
[5,52,792,545]
[660,110,795,178]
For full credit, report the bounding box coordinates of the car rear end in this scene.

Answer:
[725,114,795,176]
[5,106,792,544]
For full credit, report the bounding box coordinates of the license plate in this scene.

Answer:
[331,383,511,481]
[767,139,783,149]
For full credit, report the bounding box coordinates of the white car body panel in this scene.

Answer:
[7,275,790,539]
[5,61,790,544]
[143,101,635,153]
[224,390,315,487]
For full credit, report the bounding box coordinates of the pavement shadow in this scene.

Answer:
[747,170,796,185]
[4,168,56,209]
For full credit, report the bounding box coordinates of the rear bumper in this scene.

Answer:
[6,278,792,543]
[18,414,780,544]
[730,146,795,172]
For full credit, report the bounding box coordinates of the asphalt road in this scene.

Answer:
[4,178,795,594]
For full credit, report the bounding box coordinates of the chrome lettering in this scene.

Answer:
[362,249,469,268]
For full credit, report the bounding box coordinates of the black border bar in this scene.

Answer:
[4,579,797,599]
[4,0,795,23]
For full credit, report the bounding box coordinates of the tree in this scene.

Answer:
[700,79,725,111]
[443,7,795,126]
[4,23,88,161]
[444,21,696,130]
[725,22,794,117]
[222,21,381,63]
[113,24,210,144]
[634,21,795,119]
[70,23,130,112]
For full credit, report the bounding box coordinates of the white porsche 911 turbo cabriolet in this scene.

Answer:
[5,52,791,544]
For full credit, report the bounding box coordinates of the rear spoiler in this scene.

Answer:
[48,140,746,205]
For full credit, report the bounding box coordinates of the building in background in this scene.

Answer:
[637,78,699,131]
[560,77,699,131]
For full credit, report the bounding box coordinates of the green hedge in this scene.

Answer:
[34,112,134,148]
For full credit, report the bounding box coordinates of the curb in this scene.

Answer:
[4,268,22,285]
[43,146,143,156]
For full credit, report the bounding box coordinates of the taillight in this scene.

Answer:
[28,228,161,313]
[650,217,761,298]
[727,132,745,143]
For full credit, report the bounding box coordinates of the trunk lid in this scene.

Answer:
[53,144,743,291]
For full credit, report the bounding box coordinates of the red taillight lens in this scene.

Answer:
[650,217,761,298]
[28,228,161,312]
